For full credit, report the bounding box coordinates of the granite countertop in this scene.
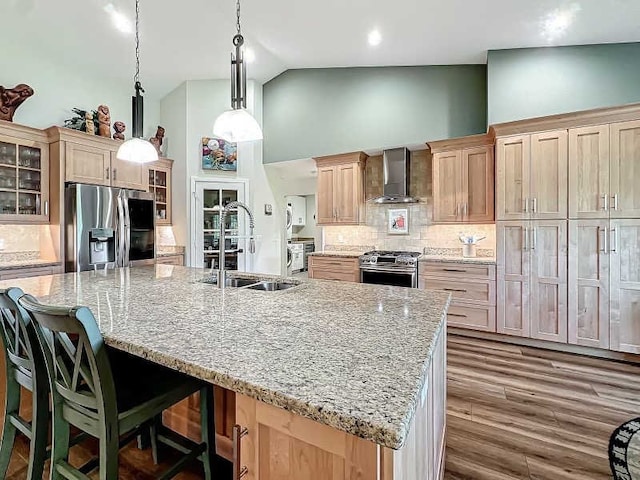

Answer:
[0,259,62,271]
[420,255,497,265]
[307,251,364,258]
[157,246,185,257]
[0,266,449,450]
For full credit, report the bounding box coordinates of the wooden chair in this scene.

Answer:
[19,293,217,480]
[0,287,49,480]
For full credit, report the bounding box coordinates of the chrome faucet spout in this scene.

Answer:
[217,201,256,288]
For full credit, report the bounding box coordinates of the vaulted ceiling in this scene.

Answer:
[2,0,639,98]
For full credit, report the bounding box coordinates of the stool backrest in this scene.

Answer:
[0,287,46,391]
[19,294,117,423]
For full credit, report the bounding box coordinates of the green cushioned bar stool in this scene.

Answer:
[0,287,49,480]
[19,293,218,480]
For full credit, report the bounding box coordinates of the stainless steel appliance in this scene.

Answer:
[359,250,421,288]
[369,148,419,204]
[65,184,155,272]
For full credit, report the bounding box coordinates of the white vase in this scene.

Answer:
[462,244,477,258]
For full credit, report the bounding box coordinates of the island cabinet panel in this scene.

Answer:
[308,256,360,282]
[235,327,446,480]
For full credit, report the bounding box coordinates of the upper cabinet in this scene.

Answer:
[610,120,640,218]
[48,127,147,192]
[148,158,173,225]
[0,121,50,223]
[495,130,567,221]
[428,134,494,224]
[314,152,366,226]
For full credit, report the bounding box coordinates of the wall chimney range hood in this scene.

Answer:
[370,147,418,204]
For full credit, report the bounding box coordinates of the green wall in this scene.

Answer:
[263,66,487,163]
[488,43,640,124]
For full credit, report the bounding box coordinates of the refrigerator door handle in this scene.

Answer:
[123,196,131,266]
[116,194,126,267]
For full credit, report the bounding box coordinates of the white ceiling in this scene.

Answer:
[2,0,640,98]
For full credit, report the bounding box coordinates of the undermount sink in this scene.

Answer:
[246,281,298,291]
[199,276,258,288]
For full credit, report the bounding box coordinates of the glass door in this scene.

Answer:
[193,181,247,270]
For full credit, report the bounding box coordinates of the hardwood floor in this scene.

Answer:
[445,334,637,480]
[4,334,637,479]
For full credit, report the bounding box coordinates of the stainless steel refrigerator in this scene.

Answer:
[65,184,155,272]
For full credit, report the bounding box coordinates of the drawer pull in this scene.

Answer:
[443,288,467,292]
[448,313,468,318]
[443,268,467,273]
[233,424,249,479]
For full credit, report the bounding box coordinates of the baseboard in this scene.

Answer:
[448,328,640,364]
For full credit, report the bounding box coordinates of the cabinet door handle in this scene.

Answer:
[232,424,249,479]
[443,268,467,273]
[531,227,537,250]
[443,288,467,293]
[610,228,617,253]
[113,168,117,181]
[44,201,49,216]
[601,194,608,211]
[532,197,537,213]
[523,227,529,251]
[599,226,608,254]
[612,194,619,211]
[463,202,468,217]
[448,313,468,318]
[523,198,529,213]
[106,168,110,180]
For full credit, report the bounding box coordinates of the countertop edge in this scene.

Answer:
[420,256,496,265]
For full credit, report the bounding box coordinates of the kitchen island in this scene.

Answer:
[0,266,450,479]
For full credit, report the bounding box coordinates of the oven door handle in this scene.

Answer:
[360,266,416,274]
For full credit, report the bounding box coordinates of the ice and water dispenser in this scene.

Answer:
[88,228,115,266]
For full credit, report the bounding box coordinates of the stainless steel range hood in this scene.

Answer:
[370,147,419,204]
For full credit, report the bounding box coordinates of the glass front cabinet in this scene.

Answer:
[147,158,173,225]
[0,133,50,223]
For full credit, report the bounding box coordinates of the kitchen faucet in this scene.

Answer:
[216,201,256,289]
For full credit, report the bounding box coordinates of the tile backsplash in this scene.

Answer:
[0,224,58,262]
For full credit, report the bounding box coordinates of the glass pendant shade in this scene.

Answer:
[213,108,263,143]
[116,137,158,164]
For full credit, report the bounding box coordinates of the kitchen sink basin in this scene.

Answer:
[199,276,259,288]
[246,281,298,291]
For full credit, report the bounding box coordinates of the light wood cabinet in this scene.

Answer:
[235,327,446,480]
[111,152,147,191]
[420,260,496,332]
[314,153,366,226]
[497,220,567,340]
[0,122,51,223]
[156,254,183,266]
[0,264,62,280]
[568,220,610,349]
[568,125,610,219]
[609,219,640,353]
[64,142,110,185]
[148,158,173,225]
[429,135,494,224]
[610,120,640,219]
[496,131,567,221]
[308,256,360,282]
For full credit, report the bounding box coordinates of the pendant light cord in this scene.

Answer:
[134,0,143,92]
[236,0,241,36]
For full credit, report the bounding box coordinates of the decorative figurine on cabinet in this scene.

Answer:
[149,125,165,156]
[85,112,95,135]
[112,121,126,140]
[97,104,111,137]
[0,84,34,122]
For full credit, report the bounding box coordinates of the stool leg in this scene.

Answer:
[150,415,161,465]
[0,378,19,479]
[200,385,216,480]
[25,383,48,480]
[99,421,119,480]
[50,407,70,480]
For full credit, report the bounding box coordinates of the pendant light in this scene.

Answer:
[213,0,263,143]
[116,0,158,164]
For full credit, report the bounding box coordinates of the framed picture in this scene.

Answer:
[201,137,237,171]
[388,208,409,234]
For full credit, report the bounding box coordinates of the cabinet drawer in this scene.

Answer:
[156,255,184,266]
[309,268,359,283]
[0,265,62,280]
[421,261,495,280]
[308,256,358,272]
[447,304,496,332]
[423,277,495,305]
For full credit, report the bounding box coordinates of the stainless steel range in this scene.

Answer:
[359,250,421,288]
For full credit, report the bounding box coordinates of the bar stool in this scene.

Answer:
[0,287,49,480]
[19,293,218,480]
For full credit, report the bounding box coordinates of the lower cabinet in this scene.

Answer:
[419,261,496,332]
[308,256,360,282]
[156,254,184,266]
[497,221,568,342]
[0,264,62,280]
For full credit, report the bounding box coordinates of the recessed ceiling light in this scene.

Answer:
[368,29,382,47]
[244,47,256,63]
[541,3,581,41]
[103,3,133,34]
